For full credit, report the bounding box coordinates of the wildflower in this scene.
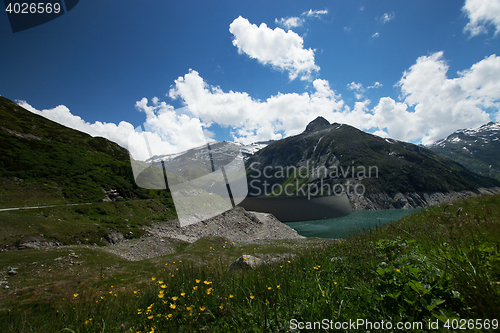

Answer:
[277,285,280,289]
[180,292,185,297]
[232,242,235,245]
[73,293,79,298]
[203,280,212,285]
[151,277,156,281]
[173,261,175,264]
[179,260,182,263]
[165,263,168,266]
[196,279,200,283]
[157,314,161,317]
[84,320,89,325]
[109,291,113,294]
[172,296,178,301]
[161,284,167,289]
[199,306,205,311]
[313,266,318,270]
[243,257,247,260]
[148,315,154,320]
[133,291,138,294]
[219,304,224,310]
[265,299,270,305]
[267,287,272,290]
[193,286,198,290]
[114,294,117,297]
[101,296,105,299]
[206,288,212,295]
[229,294,234,298]
[210,247,212,249]
[334,282,338,285]
[167,313,172,318]
[158,294,164,299]
[186,306,192,311]
[147,304,154,310]
[170,303,176,309]
[287,261,291,263]
[171,274,175,278]
[250,295,255,300]
[396,269,401,273]
[158,280,163,284]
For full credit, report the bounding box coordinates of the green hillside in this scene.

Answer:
[0,96,169,208]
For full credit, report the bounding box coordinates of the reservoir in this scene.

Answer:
[285,208,421,239]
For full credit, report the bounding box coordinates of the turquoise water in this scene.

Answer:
[285,209,421,239]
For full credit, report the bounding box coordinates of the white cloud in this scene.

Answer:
[347,82,364,100]
[18,98,208,161]
[275,9,328,30]
[381,12,395,24]
[230,16,319,81]
[275,17,304,29]
[463,0,500,37]
[368,82,383,89]
[303,9,328,18]
[168,70,349,144]
[371,51,498,144]
[371,32,380,38]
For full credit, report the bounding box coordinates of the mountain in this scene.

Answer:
[0,96,169,207]
[429,122,500,181]
[245,117,500,209]
[146,140,273,164]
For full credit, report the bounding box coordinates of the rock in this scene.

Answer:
[104,229,124,244]
[8,267,17,275]
[229,255,263,271]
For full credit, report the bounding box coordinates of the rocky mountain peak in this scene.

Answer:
[304,116,330,133]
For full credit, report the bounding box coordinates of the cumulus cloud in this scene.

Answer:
[18,99,208,161]
[371,52,499,144]
[371,32,380,38]
[230,16,319,81]
[381,12,395,24]
[463,0,500,37]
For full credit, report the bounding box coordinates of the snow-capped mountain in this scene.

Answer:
[429,122,500,181]
[145,140,271,165]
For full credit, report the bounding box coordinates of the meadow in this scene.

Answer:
[1,194,499,332]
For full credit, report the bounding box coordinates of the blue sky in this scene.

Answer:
[1,0,500,160]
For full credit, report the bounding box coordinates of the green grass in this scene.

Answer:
[1,194,499,332]
[0,199,176,249]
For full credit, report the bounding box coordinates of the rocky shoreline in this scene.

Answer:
[348,187,500,210]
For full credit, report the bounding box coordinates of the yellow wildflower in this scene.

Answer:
[193,286,198,290]
[267,287,272,290]
[172,296,178,301]
[161,284,167,289]
[206,288,212,295]
[199,306,205,311]
[203,280,212,285]
[158,294,164,299]
[73,293,78,298]
[180,292,185,297]
[196,279,200,283]
[167,313,172,318]
[148,315,153,320]
[250,295,255,300]
[396,269,401,273]
[186,306,192,311]
[277,285,280,289]
[170,303,176,309]
[133,291,138,294]
[219,304,224,310]
[158,280,163,284]
[151,277,156,281]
